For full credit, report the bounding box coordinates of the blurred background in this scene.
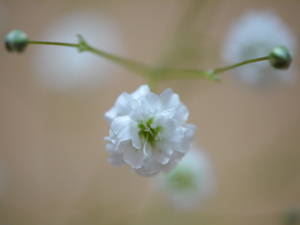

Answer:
[0,0,300,225]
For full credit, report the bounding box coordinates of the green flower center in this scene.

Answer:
[165,168,197,191]
[138,118,162,146]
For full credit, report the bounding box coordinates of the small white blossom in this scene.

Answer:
[223,10,297,86]
[105,85,196,176]
[157,148,215,209]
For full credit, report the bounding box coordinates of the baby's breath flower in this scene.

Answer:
[223,10,297,87]
[157,148,215,209]
[105,85,196,176]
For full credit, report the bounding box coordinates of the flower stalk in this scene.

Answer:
[212,56,270,74]
[6,30,288,83]
[29,35,151,77]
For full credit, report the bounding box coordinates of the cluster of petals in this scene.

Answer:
[105,85,196,176]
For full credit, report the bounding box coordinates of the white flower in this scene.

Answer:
[105,85,196,176]
[33,10,124,91]
[223,10,297,86]
[157,148,215,209]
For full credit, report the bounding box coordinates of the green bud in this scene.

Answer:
[4,29,29,53]
[269,46,292,70]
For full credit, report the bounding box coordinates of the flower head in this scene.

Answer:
[105,85,196,176]
[223,10,297,86]
[157,148,215,209]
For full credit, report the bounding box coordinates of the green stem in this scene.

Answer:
[83,45,150,77]
[212,56,270,74]
[28,39,270,82]
[29,41,78,48]
[29,40,151,77]
[158,68,216,80]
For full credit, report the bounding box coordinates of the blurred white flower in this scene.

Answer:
[33,10,125,91]
[223,10,297,86]
[157,148,214,209]
[105,85,196,176]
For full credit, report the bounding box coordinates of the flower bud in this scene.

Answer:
[269,46,292,69]
[4,29,29,53]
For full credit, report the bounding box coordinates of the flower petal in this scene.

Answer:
[110,116,133,143]
[155,141,173,165]
[163,151,185,172]
[153,150,171,165]
[131,85,150,99]
[105,93,132,123]
[160,88,189,122]
[130,125,142,149]
[122,141,145,169]
[134,158,162,176]
[173,124,197,153]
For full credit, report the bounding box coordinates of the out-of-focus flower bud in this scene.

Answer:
[269,46,292,70]
[5,29,29,53]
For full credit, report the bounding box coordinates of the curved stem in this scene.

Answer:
[28,39,270,82]
[29,40,151,77]
[212,56,270,74]
[83,45,150,77]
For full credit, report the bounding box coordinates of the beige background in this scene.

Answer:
[0,0,300,225]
